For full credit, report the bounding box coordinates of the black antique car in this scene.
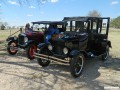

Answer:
[6,22,44,60]
[34,17,111,78]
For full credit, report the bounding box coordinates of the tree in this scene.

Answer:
[1,24,5,30]
[0,22,8,30]
[87,10,101,17]
[110,16,120,28]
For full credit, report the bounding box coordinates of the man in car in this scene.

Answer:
[45,24,59,44]
[25,23,33,33]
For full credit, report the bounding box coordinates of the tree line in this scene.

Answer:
[110,16,120,28]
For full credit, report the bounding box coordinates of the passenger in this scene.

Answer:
[25,23,33,33]
[53,25,59,34]
[45,24,59,44]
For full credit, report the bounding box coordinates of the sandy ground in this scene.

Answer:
[0,49,120,90]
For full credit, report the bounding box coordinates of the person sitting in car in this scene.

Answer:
[25,23,33,33]
[45,24,59,44]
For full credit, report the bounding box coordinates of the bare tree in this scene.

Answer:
[87,10,101,17]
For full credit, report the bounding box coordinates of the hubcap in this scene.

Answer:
[10,42,17,53]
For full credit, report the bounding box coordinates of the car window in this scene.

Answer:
[32,24,48,32]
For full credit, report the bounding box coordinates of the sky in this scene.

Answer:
[0,0,120,26]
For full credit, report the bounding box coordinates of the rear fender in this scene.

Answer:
[107,41,112,48]
[37,43,48,49]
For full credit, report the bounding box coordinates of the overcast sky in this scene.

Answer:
[0,0,120,26]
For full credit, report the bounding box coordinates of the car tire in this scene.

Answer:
[70,54,84,78]
[37,47,50,67]
[26,44,37,60]
[102,45,109,61]
[7,41,18,55]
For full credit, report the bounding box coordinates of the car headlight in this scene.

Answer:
[63,47,68,54]
[48,45,53,50]
[46,36,48,39]
[14,36,17,40]
[24,37,28,42]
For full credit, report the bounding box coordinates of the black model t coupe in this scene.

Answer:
[34,17,111,78]
[6,22,44,60]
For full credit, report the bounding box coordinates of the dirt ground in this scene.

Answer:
[0,49,120,90]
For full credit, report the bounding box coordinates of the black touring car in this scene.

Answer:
[34,17,111,78]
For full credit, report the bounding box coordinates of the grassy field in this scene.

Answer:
[0,29,20,41]
[108,29,120,58]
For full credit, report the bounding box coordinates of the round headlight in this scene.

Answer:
[63,47,68,54]
[14,36,17,40]
[48,45,53,50]
[24,37,28,42]
[46,36,48,39]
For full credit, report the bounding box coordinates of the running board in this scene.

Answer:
[34,52,69,64]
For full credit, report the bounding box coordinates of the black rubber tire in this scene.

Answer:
[7,41,18,55]
[37,47,50,67]
[70,54,84,78]
[26,44,37,60]
[102,45,109,61]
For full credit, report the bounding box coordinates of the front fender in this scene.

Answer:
[107,40,112,48]
[69,50,81,58]
[26,40,38,47]
[37,43,48,49]
[6,37,18,42]
[6,37,18,44]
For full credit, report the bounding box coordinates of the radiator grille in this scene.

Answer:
[18,35,24,45]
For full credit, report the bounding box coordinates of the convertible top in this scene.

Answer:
[32,21,65,25]
[63,16,110,21]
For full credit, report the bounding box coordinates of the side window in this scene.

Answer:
[66,21,70,31]
[66,21,75,31]
[92,21,97,33]
[75,21,84,30]
[101,19,107,34]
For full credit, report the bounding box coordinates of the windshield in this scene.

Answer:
[32,24,48,32]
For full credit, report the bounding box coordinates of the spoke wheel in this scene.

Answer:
[70,54,84,78]
[7,41,18,55]
[26,44,37,60]
[37,47,50,67]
